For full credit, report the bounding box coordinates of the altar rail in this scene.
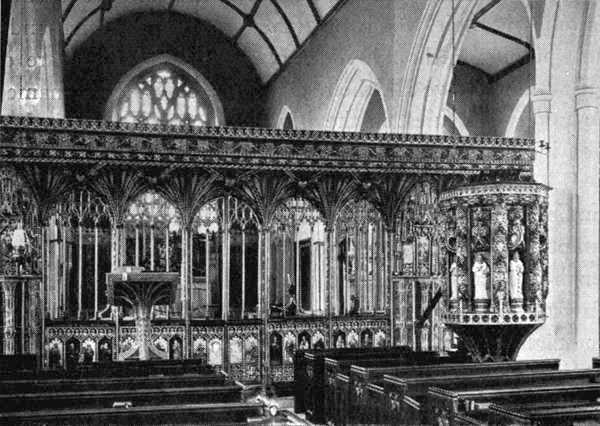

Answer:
[44,315,390,383]
[0,116,535,174]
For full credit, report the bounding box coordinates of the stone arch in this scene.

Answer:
[443,106,469,136]
[104,54,225,125]
[324,59,389,131]
[505,86,535,138]
[395,0,479,134]
[276,105,294,129]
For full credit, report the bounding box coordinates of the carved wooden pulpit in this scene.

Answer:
[106,271,178,360]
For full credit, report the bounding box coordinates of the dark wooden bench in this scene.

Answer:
[324,352,468,424]
[341,359,560,425]
[0,401,265,425]
[297,346,414,422]
[367,359,561,425]
[0,383,244,412]
[0,371,228,394]
[487,399,600,425]
[423,369,600,426]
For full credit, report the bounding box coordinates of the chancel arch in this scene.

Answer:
[105,54,225,126]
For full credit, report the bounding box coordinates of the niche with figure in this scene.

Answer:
[169,335,183,360]
[65,338,80,370]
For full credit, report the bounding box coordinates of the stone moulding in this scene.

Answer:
[0,116,535,174]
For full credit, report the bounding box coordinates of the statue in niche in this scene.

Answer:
[449,261,459,300]
[48,341,62,369]
[509,252,524,302]
[82,343,94,364]
[472,254,489,300]
[299,335,310,350]
[171,338,182,360]
[99,339,112,363]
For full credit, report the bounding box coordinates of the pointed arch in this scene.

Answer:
[395,0,479,134]
[505,86,534,138]
[324,59,389,132]
[276,105,295,129]
[443,106,469,136]
[104,54,225,126]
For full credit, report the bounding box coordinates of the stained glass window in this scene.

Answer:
[111,66,215,126]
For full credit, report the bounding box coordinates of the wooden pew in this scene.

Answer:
[324,352,467,423]
[0,383,244,412]
[0,402,265,425]
[487,399,600,425]
[0,371,228,394]
[374,359,561,425]
[293,345,413,416]
[298,346,413,422]
[342,359,560,425]
[422,369,600,426]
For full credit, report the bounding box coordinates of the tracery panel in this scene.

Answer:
[111,66,214,126]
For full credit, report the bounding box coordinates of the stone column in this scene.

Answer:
[574,86,600,359]
[1,279,18,355]
[532,91,552,185]
[1,0,64,117]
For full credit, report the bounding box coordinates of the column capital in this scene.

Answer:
[532,90,552,114]
[575,85,600,110]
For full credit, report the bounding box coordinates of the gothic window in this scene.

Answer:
[109,62,222,126]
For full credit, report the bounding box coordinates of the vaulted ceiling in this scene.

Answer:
[62,0,347,84]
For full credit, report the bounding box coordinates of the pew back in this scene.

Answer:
[487,400,600,425]
[425,376,600,425]
[299,346,413,422]
[0,402,264,425]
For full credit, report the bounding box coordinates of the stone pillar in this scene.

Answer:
[532,91,552,185]
[1,0,64,118]
[574,86,600,361]
[1,279,18,355]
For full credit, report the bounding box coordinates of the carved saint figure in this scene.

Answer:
[299,335,310,350]
[171,339,182,360]
[472,254,489,300]
[449,261,459,300]
[509,251,524,300]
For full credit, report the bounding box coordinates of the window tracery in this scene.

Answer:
[111,67,213,126]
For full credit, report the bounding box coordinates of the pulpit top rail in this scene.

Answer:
[0,116,535,149]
